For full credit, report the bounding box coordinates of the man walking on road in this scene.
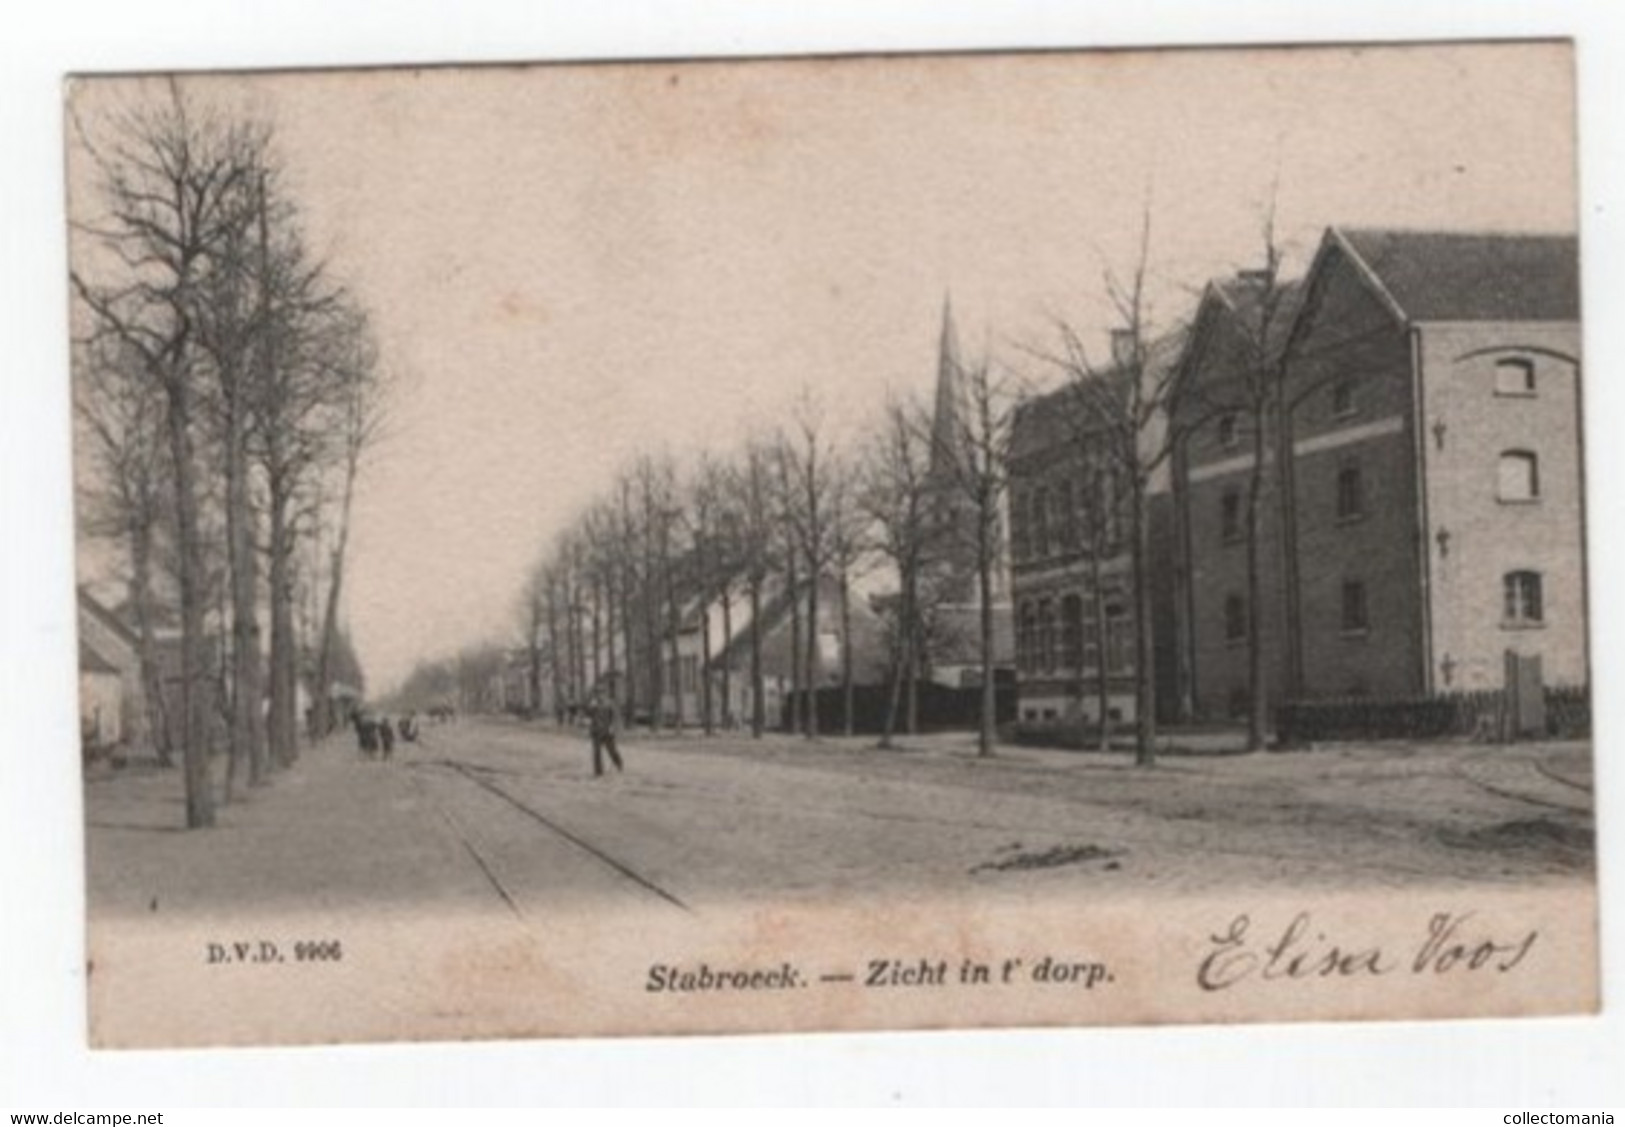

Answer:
[589,689,624,777]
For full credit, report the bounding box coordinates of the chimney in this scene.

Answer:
[1110,329,1136,369]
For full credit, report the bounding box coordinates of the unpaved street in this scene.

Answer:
[84,718,1594,920]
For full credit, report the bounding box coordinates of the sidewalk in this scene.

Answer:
[83,739,494,919]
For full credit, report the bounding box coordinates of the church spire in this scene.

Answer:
[930,291,963,477]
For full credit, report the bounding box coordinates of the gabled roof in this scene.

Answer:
[1009,329,1187,464]
[77,587,139,648]
[1334,227,1579,323]
[1208,274,1306,361]
[79,640,121,676]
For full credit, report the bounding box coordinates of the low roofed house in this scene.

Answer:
[76,588,145,756]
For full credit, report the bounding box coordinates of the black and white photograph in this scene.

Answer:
[57,39,1600,1050]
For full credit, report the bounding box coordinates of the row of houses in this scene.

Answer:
[1009,226,1585,731]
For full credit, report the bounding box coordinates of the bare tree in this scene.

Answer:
[72,337,175,766]
[859,393,935,748]
[786,388,837,740]
[1042,208,1188,767]
[70,83,277,827]
[731,440,777,738]
[925,353,1018,757]
[311,311,386,738]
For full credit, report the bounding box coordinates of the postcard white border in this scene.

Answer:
[4,0,1623,1107]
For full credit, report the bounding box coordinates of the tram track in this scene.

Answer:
[411,758,692,914]
[1452,750,1593,816]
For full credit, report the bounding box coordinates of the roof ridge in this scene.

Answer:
[1336,224,1578,241]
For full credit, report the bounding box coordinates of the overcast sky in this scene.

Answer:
[70,42,1577,694]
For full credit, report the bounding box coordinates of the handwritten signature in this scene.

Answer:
[1197,911,1537,991]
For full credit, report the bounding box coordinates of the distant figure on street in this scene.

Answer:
[399,712,418,743]
[588,690,624,777]
[353,710,380,758]
[378,714,395,759]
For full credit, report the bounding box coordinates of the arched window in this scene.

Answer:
[1495,357,1537,396]
[1498,450,1540,502]
[1503,571,1544,625]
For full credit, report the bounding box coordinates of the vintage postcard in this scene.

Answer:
[65,41,1597,1049]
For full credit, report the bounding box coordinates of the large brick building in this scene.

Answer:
[1006,333,1185,732]
[1174,227,1584,716]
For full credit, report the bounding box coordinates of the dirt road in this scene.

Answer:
[84,718,1594,920]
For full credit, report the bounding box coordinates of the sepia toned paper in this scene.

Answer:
[65,42,1598,1050]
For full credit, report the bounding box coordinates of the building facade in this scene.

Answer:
[1005,334,1185,732]
[1175,227,1584,716]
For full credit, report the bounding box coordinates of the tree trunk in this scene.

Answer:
[720,585,733,728]
[977,526,996,758]
[224,398,264,797]
[805,570,821,740]
[880,569,912,749]
[315,453,357,737]
[129,519,174,767]
[839,562,854,738]
[1131,481,1157,767]
[905,570,919,737]
[1245,410,1269,752]
[748,578,764,738]
[1091,552,1111,754]
[267,482,298,768]
[165,378,214,829]
[700,580,715,736]
[786,544,802,736]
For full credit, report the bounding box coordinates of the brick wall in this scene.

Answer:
[1416,322,1586,690]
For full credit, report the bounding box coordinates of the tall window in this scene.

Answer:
[1495,357,1537,396]
[1036,599,1056,672]
[1224,594,1246,643]
[1504,571,1544,625]
[1341,579,1369,634]
[1060,594,1084,669]
[1018,601,1036,673]
[1105,598,1131,672]
[1498,450,1540,502]
[1220,488,1242,543]
[1033,487,1051,559]
[1336,464,1366,521]
[1217,412,1239,449]
[1056,479,1077,551]
[1012,493,1031,561]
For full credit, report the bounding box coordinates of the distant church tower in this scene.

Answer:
[922,294,1008,606]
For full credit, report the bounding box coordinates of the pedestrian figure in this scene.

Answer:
[588,690,624,777]
[378,714,395,759]
[353,710,379,758]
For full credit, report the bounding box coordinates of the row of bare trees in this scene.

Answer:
[401,378,993,750]
[71,83,387,828]
[397,208,1298,768]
